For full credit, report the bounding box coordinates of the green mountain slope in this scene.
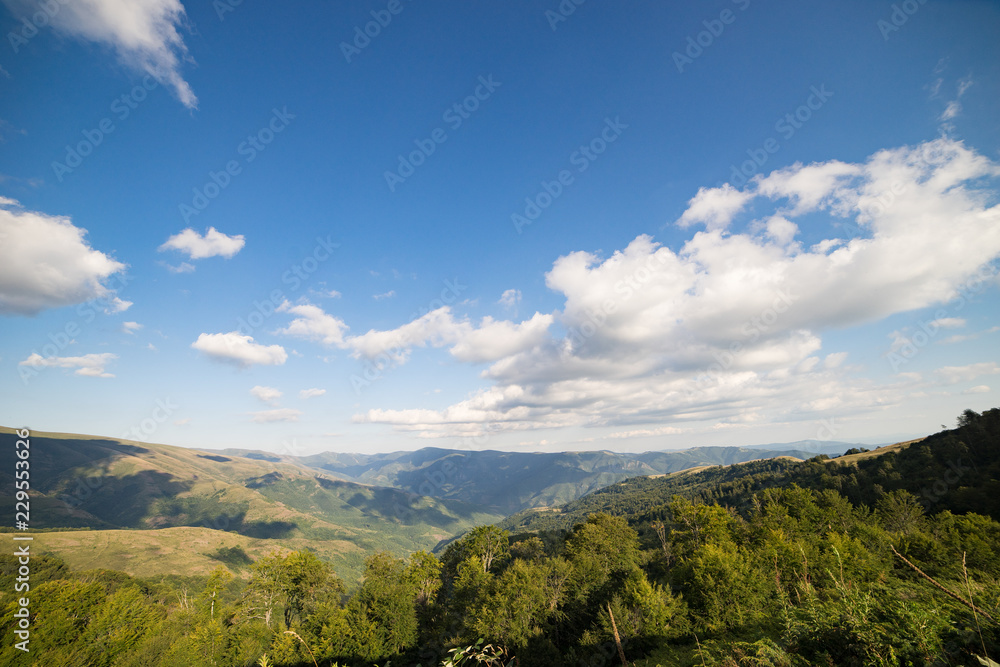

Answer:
[0,427,502,584]
[221,442,854,514]
[501,408,1000,535]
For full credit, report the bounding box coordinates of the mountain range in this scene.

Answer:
[220,440,856,514]
[0,425,858,584]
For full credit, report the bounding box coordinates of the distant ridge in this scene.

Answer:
[220,441,861,514]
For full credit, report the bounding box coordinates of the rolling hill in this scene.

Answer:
[220,441,858,514]
[0,427,502,584]
[500,409,1000,535]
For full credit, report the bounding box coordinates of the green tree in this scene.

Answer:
[565,513,642,596]
[78,584,164,666]
[346,550,420,659]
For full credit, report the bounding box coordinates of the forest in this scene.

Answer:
[1,408,998,666]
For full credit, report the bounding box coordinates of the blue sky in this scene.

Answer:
[1,0,998,454]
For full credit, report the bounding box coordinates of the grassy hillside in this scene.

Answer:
[17,527,362,579]
[0,427,502,584]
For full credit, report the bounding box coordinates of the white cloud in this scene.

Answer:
[939,325,1000,345]
[754,160,860,215]
[935,362,1000,385]
[121,321,143,334]
[191,332,287,367]
[763,216,799,246]
[607,425,686,439]
[940,101,962,121]
[250,385,282,405]
[250,408,302,423]
[300,388,326,399]
[161,261,195,274]
[357,138,1000,438]
[939,76,973,122]
[962,385,990,395]
[272,296,555,369]
[275,301,348,346]
[0,198,126,316]
[107,297,132,313]
[677,183,752,231]
[499,289,521,309]
[159,227,245,260]
[373,290,396,300]
[929,317,965,329]
[19,352,117,377]
[345,307,458,361]
[823,352,848,369]
[2,0,197,108]
[448,313,554,363]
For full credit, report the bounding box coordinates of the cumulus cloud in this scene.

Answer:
[0,198,127,316]
[191,332,287,367]
[2,0,197,108]
[677,183,752,230]
[344,307,459,362]
[275,302,348,346]
[962,385,990,395]
[373,290,396,300]
[277,301,555,368]
[300,388,326,399]
[250,385,282,405]
[159,227,245,260]
[250,408,302,423]
[19,352,117,377]
[121,321,143,334]
[448,313,554,363]
[355,137,1000,438]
